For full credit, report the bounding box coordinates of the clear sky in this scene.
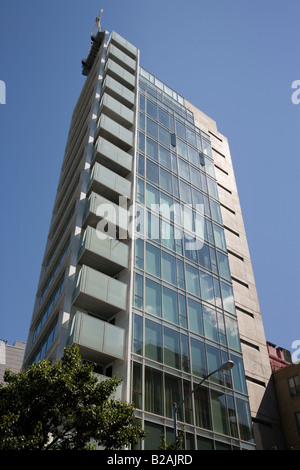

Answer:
[0,1,299,354]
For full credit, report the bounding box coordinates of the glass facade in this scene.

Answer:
[131,67,254,449]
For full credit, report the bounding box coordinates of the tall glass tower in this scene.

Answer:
[23,26,284,450]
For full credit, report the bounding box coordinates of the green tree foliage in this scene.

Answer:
[158,430,185,450]
[0,345,145,450]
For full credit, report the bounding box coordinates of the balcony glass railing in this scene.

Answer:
[68,310,125,361]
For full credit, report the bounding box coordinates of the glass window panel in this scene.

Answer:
[180,180,192,204]
[236,398,254,442]
[185,263,200,297]
[209,247,218,274]
[147,117,158,139]
[186,127,197,147]
[217,251,231,281]
[158,107,169,127]
[165,374,183,420]
[197,436,213,450]
[172,175,179,198]
[206,345,223,384]
[137,153,144,176]
[162,286,178,324]
[210,200,222,224]
[177,259,185,290]
[227,395,239,438]
[171,153,177,173]
[181,335,190,373]
[138,131,145,153]
[192,187,203,210]
[197,243,211,271]
[135,237,144,269]
[133,314,143,355]
[213,277,222,309]
[145,278,161,317]
[204,157,216,178]
[213,224,226,251]
[201,172,207,193]
[145,367,163,416]
[194,384,211,429]
[178,158,190,180]
[178,294,187,329]
[175,120,186,139]
[147,99,157,119]
[231,355,247,394]
[207,177,218,199]
[177,139,188,159]
[136,178,144,203]
[211,390,229,436]
[200,272,215,304]
[146,183,159,208]
[139,93,145,111]
[145,242,161,277]
[202,139,212,158]
[132,362,142,409]
[203,305,219,343]
[134,272,143,309]
[188,298,203,336]
[190,167,201,188]
[160,167,172,193]
[181,205,194,233]
[146,136,158,161]
[159,125,170,147]
[164,327,180,369]
[159,145,171,169]
[139,111,145,131]
[221,282,235,314]
[183,380,193,424]
[145,319,162,362]
[161,220,175,251]
[146,158,159,184]
[184,234,197,263]
[162,251,176,285]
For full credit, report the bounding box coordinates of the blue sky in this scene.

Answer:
[0,0,299,354]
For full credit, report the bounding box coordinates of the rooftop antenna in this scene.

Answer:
[92,9,103,35]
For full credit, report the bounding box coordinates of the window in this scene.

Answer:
[162,286,178,324]
[145,366,163,415]
[145,242,161,277]
[288,375,300,397]
[163,327,180,369]
[188,298,203,336]
[161,250,176,285]
[133,314,143,355]
[145,319,162,362]
[145,278,161,317]
[146,158,159,183]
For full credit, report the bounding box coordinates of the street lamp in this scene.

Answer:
[173,360,234,442]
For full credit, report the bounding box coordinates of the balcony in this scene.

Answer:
[92,137,132,177]
[99,93,134,129]
[87,162,131,203]
[102,75,135,109]
[78,225,128,276]
[94,373,123,400]
[68,310,125,364]
[110,31,137,60]
[72,264,127,317]
[106,43,136,74]
[82,192,128,239]
[105,58,136,90]
[96,114,133,151]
